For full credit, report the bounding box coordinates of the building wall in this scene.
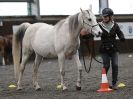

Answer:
[0,14,133,54]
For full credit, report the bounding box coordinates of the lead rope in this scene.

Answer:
[81,38,93,73]
[90,39,103,64]
[81,37,103,74]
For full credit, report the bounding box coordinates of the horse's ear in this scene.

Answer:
[80,8,85,16]
[80,8,84,13]
[89,4,92,11]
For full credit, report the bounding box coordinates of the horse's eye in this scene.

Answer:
[88,18,92,21]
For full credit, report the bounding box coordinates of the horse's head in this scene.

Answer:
[80,8,102,37]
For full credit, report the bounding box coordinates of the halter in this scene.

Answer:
[82,20,99,36]
[83,20,99,28]
[80,10,102,73]
[82,10,99,36]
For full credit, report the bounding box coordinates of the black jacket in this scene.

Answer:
[99,22,125,54]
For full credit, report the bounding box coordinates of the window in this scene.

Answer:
[40,0,99,15]
[0,2,27,16]
[109,0,133,14]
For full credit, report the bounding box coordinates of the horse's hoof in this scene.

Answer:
[34,85,41,91]
[35,87,41,91]
[17,87,23,91]
[76,86,81,91]
[62,86,68,91]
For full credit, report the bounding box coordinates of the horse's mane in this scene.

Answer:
[55,13,79,34]
[68,13,79,34]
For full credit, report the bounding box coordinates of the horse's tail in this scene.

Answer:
[12,22,31,78]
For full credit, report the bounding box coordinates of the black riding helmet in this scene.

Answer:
[102,8,114,17]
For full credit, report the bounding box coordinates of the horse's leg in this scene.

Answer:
[17,50,32,90]
[32,53,43,90]
[2,56,5,65]
[58,53,67,90]
[4,48,10,65]
[73,51,82,90]
[4,53,7,65]
[1,48,5,65]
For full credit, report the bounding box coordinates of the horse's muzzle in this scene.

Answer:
[96,31,102,37]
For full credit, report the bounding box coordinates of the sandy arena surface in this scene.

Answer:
[0,53,133,99]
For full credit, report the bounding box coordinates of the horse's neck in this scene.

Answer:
[70,29,81,44]
[68,26,82,53]
[69,14,82,46]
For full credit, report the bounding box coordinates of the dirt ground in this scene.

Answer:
[0,53,133,99]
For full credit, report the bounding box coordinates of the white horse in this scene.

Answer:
[12,9,102,91]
